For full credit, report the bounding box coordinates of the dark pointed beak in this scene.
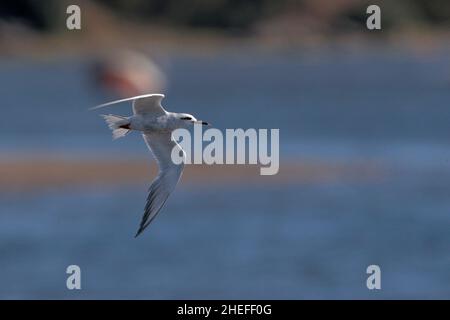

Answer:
[196,121,210,126]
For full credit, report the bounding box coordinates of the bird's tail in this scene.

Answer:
[101,114,131,140]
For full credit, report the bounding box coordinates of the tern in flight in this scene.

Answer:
[91,94,209,237]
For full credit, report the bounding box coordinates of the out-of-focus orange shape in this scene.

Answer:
[94,50,167,97]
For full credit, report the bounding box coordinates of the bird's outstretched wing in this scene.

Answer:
[90,93,167,117]
[132,94,166,116]
[135,132,185,237]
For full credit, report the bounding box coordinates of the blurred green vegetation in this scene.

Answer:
[0,0,63,30]
[0,0,448,33]
[97,0,281,32]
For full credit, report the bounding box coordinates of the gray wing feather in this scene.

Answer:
[132,94,166,116]
[135,132,184,237]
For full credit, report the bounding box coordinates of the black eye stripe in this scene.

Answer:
[180,117,192,120]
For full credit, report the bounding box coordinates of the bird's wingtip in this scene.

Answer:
[89,93,166,111]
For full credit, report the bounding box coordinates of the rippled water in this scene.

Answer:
[1,49,450,298]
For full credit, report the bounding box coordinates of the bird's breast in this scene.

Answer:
[131,115,171,132]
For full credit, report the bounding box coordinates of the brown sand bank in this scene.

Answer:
[0,157,386,192]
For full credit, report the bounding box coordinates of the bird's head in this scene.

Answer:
[176,113,209,128]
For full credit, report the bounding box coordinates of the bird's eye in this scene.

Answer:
[180,117,192,120]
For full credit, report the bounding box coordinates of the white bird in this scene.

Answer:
[91,94,209,237]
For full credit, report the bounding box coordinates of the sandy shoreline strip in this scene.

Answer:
[0,156,386,192]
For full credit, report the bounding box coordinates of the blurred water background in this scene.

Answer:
[0,0,450,299]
